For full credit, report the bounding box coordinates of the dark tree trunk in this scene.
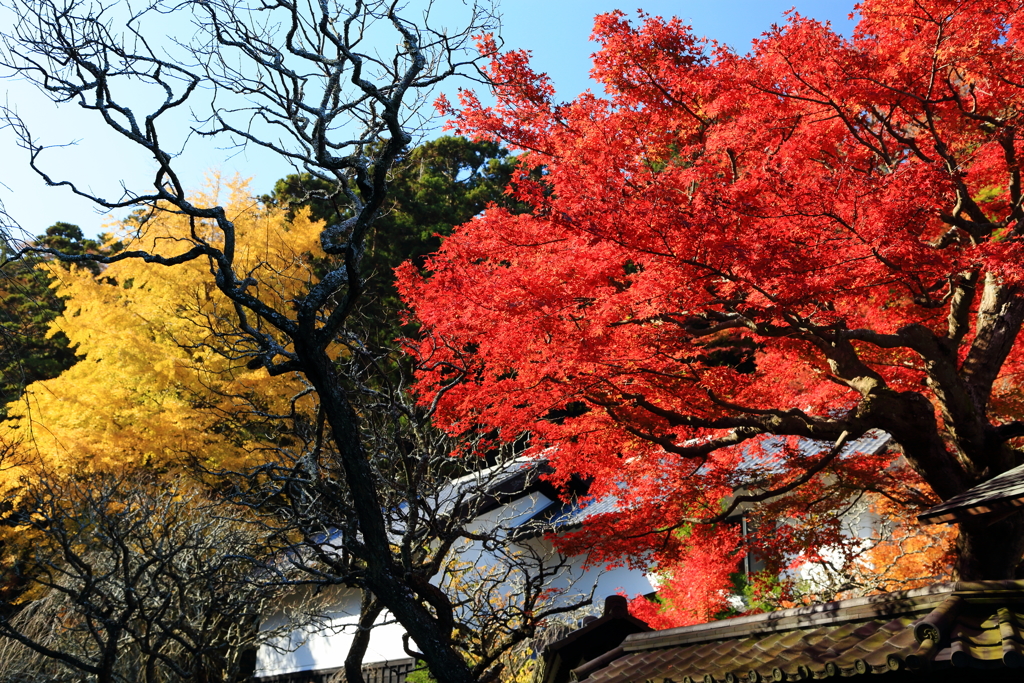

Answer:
[299,348,475,683]
[345,593,383,683]
[955,512,1024,580]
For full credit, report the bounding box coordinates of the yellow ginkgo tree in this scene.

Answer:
[3,178,320,478]
[0,1,573,681]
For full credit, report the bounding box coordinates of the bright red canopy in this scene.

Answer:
[400,0,1024,596]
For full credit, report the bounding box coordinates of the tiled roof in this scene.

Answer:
[734,430,891,477]
[525,431,892,537]
[542,595,652,683]
[435,455,548,515]
[577,581,1024,683]
[542,495,621,532]
[919,463,1024,525]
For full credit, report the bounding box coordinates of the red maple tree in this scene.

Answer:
[398,0,1024,601]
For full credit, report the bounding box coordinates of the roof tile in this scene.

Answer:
[580,581,1024,683]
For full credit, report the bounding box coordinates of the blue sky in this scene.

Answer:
[0,0,858,239]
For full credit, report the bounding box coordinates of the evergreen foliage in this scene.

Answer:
[0,224,119,418]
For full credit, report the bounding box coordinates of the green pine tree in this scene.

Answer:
[262,136,521,345]
[0,223,119,417]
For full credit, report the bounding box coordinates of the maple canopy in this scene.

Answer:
[399,0,1024,593]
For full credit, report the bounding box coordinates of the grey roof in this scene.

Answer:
[542,595,651,683]
[520,431,892,537]
[919,462,1024,525]
[544,494,620,530]
[432,455,544,515]
[578,580,1024,683]
[734,430,891,476]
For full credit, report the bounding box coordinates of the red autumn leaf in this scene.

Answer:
[400,0,1024,591]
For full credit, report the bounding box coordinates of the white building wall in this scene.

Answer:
[256,490,656,678]
[257,589,409,677]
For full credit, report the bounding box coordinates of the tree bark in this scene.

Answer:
[301,348,475,683]
[955,512,1024,580]
[345,593,384,683]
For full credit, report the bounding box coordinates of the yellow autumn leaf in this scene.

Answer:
[2,176,323,481]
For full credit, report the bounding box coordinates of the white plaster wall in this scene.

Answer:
[257,588,410,677]
[256,489,656,678]
[440,492,656,610]
[791,494,884,593]
[518,536,655,605]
